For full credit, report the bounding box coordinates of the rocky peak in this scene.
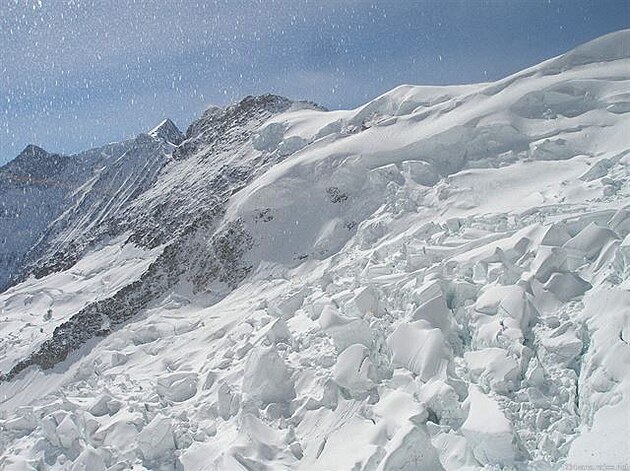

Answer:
[189,95,292,134]
[2,144,71,182]
[175,94,296,161]
[148,118,184,145]
[233,94,294,114]
[19,144,50,159]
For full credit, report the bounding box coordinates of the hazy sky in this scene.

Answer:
[1,0,628,163]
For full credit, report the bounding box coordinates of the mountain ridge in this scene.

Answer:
[0,30,629,470]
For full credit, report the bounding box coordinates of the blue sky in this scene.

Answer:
[1,0,628,163]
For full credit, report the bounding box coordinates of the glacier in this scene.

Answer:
[0,30,629,470]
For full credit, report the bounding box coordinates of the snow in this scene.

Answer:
[332,343,377,396]
[566,288,630,467]
[388,322,451,382]
[0,30,629,470]
[0,236,163,375]
[137,414,177,465]
[461,386,516,467]
[319,303,374,351]
[464,348,520,394]
[242,346,296,405]
[543,272,592,302]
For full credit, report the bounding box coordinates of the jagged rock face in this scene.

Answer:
[176,94,293,160]
[0,95,301,380]
[113,95,301,249]
[0,93,360,290]
[0,145,97,289]
[21,134,173,281]
[148,118,185,145]
[1,139,168,287]
[0,31,629,470]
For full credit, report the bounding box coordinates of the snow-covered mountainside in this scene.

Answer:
[0,125,181,291]
[0,30,629,470]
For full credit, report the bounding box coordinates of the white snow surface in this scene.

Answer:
[0,30,629,470]
[0,236,164,375]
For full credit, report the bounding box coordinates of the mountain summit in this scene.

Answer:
[148,118,184,145]
[0,31,629,470]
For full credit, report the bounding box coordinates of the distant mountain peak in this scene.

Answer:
[18,144,50,159]
[235,93,293,111]
[197,94,294,125]
[6,144,65,172]
[148,118,184,145]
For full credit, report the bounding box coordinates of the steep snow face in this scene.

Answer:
[0,95,319,381]
[0,31,629,470]
[226,30,629,270]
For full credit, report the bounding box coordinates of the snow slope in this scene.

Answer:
[0,30,629,470]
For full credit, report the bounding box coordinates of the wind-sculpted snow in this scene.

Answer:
[0,30,629,470]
